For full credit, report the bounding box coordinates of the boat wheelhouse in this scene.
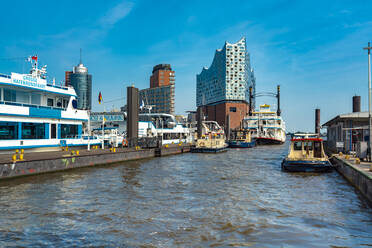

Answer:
[282,134,332,172]
[0,57,100,150]
[243,104,286,145]
[138,113,192,145]
[191,121,228,153]
[228,129,255,148]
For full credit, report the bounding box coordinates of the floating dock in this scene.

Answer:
[330,155,372,205]
[0,144,191,180]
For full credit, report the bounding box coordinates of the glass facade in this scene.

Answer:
[139,84,175,114]
[196,37,256,108]
[70,73,92,110]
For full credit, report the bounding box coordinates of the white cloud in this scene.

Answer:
[99,1,134,26]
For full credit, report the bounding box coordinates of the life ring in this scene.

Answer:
[122,139,128,147]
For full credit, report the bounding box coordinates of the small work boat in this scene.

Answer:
[228,129,255,148]
[282,134,332,172]
[191,121,228,153]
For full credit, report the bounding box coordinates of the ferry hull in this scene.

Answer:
[228,140,255,148]
[281,159,333,172]
[190,146,228,153]
[256,137,284,145]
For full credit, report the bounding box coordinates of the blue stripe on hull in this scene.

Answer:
[228,140,256,148]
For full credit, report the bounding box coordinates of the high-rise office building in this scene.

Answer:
[139,64,175,114]
[150,64,175,88]
[196,37,256,129]
[66,60,92,110]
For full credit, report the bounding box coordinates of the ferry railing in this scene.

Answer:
[0,74,11,79]
[0,100,67,111]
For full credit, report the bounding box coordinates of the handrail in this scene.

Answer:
[0,101,67,111]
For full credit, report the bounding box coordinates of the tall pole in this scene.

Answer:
[87,110,91,151]
[364,42,372,161]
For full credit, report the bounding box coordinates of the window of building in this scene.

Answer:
[22,123,45,139]
[230,107,236,112]
[47,98,54,107]
[0,122,18,140]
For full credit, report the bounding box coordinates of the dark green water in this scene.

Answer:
[0,142,371,247]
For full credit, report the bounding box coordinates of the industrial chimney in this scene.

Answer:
[353,95,361,113]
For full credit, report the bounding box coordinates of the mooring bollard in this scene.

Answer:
[19,153,24,161]
[12,154,17,162]
[76,150,80,155]
[113,148,116,153]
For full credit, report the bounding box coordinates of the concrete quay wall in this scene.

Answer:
[330,156,372,205]
[0,145,190,180]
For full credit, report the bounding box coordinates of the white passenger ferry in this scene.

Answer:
[138,113,192,145]
[243,104,286,145]
[0,56,100,150]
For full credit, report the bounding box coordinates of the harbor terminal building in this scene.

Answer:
[196,37,256,129]
[139,64,175,114]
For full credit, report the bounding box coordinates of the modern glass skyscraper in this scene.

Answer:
[196,37,256,108]
[68,62,92,110]
[196,37,256,129]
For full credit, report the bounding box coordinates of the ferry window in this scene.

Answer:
[61,124,78,138]
[56,98,62,108]
[0,122,18,140]
[294,141,302,150]
[31,93,41,105]
[230,107,236,112]
[63,99,68,108]
[16,91,29,104]
[4,89,16,102]
[21,123,45,139]
[47,98,54,107]
[305,141,313,150]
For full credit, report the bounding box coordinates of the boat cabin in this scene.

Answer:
[288,137,327,160]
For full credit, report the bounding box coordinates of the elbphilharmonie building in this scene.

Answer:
[196,37,256,129]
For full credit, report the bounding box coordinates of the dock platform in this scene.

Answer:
[0,144,191,180]
[330,155,372,205]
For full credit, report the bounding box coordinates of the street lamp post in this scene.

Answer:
[364,42,372,161]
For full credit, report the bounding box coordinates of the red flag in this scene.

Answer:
[98,92,102,104]
[31,55,38,61]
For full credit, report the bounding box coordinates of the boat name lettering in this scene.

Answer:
[11,75,46,89]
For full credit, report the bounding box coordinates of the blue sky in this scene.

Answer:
[0,0,371,132]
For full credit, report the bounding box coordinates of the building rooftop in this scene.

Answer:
[323,111,369,126]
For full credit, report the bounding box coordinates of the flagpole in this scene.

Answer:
[102,102,105,149]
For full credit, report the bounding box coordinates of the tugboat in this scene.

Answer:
[282,133,332,172]
[228,129,255,148]
[191,121,228,153]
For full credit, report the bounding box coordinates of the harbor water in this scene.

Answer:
[0,142,372,247]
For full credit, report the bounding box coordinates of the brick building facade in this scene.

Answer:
[198,101,248,129]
